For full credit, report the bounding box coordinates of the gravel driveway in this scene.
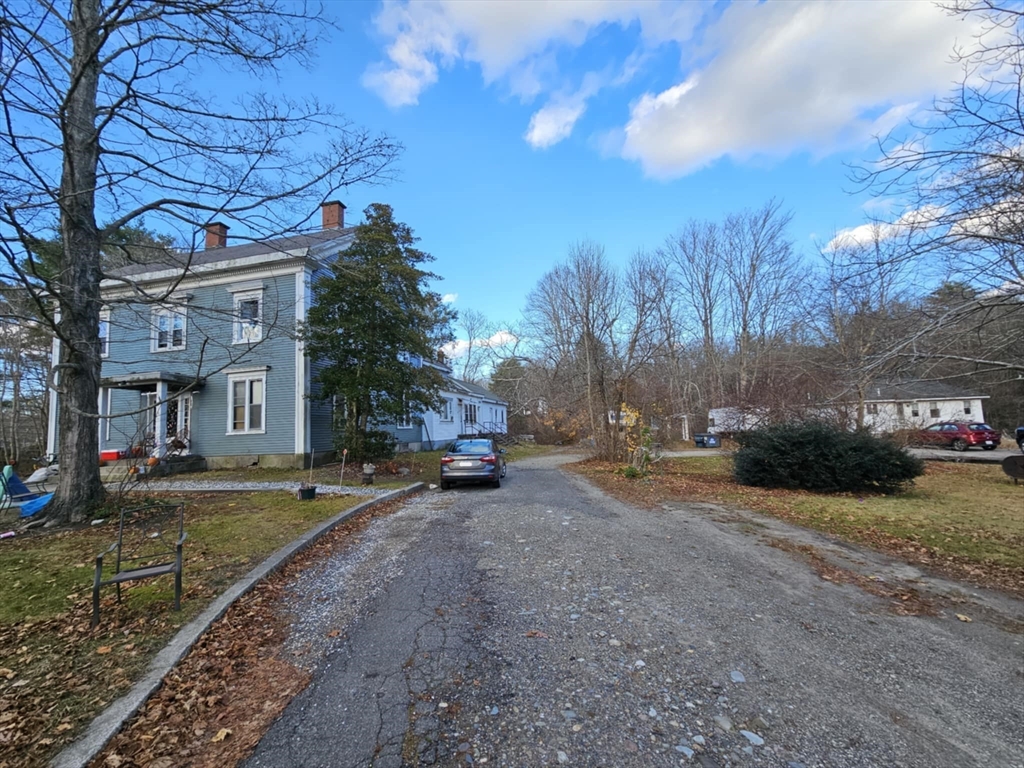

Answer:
[246,453,1024,768]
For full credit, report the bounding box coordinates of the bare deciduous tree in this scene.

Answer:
[0,0,400,523]
[851,0,1023,375]
[524,242,667,458]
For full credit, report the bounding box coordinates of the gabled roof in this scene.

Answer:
[107,227,355,279]
[444,376,507,405]
[863,380,988,402]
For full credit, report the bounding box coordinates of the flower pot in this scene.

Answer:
[297,486,317,501]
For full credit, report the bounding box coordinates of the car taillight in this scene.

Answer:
[441,456,454,464]
[480,455,496,464]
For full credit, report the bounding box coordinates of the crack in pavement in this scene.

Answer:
[246,455,1023,768]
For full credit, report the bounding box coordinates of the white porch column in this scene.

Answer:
[97,387,106,452]
[154,381,168,457]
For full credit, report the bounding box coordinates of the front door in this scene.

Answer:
[141,391,192,454]
[167,393,192,453]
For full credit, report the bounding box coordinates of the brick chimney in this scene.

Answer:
[205,222,229,249]
[321,201,346,230]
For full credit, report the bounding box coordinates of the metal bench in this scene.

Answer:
[92,503,186,627]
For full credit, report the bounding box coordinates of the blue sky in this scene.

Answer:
[278,0,992,341]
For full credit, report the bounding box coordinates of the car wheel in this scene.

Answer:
[952,438,968,452]
[440,481,450,490]
[491,477,501,489]
[500,464,507,478]
[982,445,997,451]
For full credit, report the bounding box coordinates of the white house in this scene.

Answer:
[706,380,989,437]
[387,356,508,451]
[856,380,988,432]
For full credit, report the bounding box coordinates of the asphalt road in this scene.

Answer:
[246,454,1024,768]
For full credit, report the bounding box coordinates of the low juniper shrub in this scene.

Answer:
[733,421,924,494]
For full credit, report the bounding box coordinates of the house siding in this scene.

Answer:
[863,397,987,433]
[100,272,300,458]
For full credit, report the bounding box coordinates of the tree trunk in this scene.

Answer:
[48,0,105,524]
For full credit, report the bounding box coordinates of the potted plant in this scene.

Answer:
[297,450,318,500]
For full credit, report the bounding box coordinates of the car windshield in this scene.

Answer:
[450,440,492,454]
[968,424,994,431]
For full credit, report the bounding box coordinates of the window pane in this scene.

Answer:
[249,403,262,430]
[232,381,246,430]
[233,405,246,431]
[249,379,263,430]
[239,299,259,321]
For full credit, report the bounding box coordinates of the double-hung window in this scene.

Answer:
[464,403,477,425]
[439,398,453,422]
[228,372,265,434]
[233,292,263,344]
[99,309,110,357]
[152,307,186,351]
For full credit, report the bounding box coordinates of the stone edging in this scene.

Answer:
[51,483,426,768]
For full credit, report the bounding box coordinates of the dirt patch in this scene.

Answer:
[569,457,1024,597]
[766,538,937,617]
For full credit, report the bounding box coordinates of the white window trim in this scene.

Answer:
[151,305,187,353]
[233,289,264,345]
[226,371,267,435]
[99,309,110,358]
[440,398,453,422]
[102,387,112,441]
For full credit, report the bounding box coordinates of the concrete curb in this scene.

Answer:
[52,482,426,768]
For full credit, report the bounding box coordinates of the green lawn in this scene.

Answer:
[0,491,362,766]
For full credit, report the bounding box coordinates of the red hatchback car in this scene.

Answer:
[917,422,1002,451]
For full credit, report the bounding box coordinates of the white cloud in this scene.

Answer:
[524,71,607,149]
[363,0,702,110]
[621,1,999,178]
[442,329,518,359]
[826,206,944,251]
[442,292,458,303]
[525,96,588,149]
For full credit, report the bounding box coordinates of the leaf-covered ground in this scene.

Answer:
[0,491,360,768]
[89,496,407,768]
[569,456,1024,595]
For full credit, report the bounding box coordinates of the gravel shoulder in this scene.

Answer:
[248,452,1024,768]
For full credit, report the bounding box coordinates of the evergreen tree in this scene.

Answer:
[305,204,455,459]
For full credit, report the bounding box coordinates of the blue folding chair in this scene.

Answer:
[0,471,51,517]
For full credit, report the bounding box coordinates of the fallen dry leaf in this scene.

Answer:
[211,727,232,742]
[956,614,973,623]
[524,629,548,639]
[0,668,14,679]
[326,629,341,638]
[96,646,112,655]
